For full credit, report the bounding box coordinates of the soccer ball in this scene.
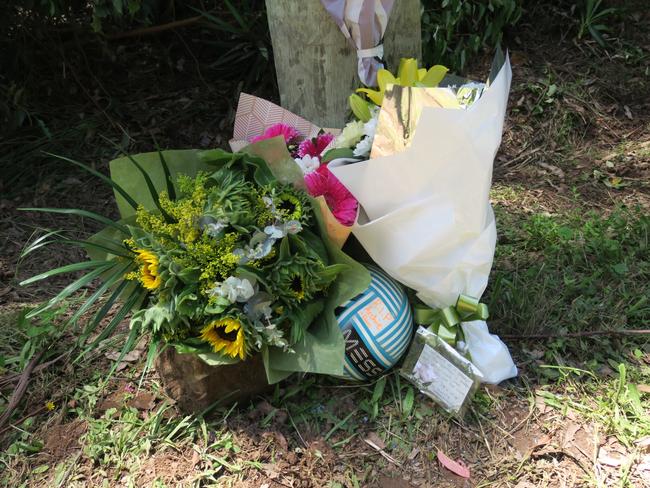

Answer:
[336,266,413,380]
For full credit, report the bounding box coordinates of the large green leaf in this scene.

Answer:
[109,150,213,220]
[242,136,305,189]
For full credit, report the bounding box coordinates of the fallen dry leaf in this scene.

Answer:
[437,450,470,479]
[105,349,142,362]
[635,436,650,450]
[598,449,626,467]
[562,423,582,448]
[408,447,420,460]
[128,392,156,410]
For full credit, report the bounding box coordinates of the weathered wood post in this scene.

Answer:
[265,0,422,128]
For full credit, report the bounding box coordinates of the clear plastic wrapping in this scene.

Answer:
[400,327,480,416]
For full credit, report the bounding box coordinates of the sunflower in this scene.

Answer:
[135,249,162,290]
[276,192,303,221]
[200,318,246,360]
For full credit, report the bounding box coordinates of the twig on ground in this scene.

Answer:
[0,405,48,438]
[0,351,44,430]
[502,329,650,340]
[107,16,202,40]
[0,351,69,389]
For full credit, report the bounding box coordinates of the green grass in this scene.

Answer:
[489,205,650,344]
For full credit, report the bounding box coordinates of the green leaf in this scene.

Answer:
[106,317,142,378]
[20,230,62,258]
[109,150,212,220]
[19,208,129,235]
[67,261,134,325]
[43,152,139,211]
[77,288,145,361]
[79,278,130,341]
[349,93,371,122]
[420,65,449,86]
[321,148,356,163]
[402,386,415,417]
[371,376,387,404]
[157,150,176,201]
[19,260,113,286]
[121,152,174,223]
[26,262,116,318]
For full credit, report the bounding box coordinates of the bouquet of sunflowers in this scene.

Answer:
[21,143,369,383]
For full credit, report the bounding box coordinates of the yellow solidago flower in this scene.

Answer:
[200,318,246,360]
[135,249,162,290]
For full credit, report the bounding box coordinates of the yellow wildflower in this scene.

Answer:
[45,401,55,411]
[135,249,162,290]
[200,318,246,360]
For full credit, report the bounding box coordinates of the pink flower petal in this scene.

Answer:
[437,450,470,479]
[304,164,357,227]
[251,123,300,144]
[297,133,335,158]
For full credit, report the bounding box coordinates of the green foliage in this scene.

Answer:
[578,0,617,47]
[6,0,160,32]
[489,205,650,350]
[421,0,522,71]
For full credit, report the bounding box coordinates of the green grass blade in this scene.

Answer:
[43,152,139,211]
[19,208,129,235]
[26,262,116,318]
[19,260,112,286]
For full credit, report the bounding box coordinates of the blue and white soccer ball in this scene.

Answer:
[336,266,414,380]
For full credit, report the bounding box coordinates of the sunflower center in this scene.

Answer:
[290,275,303,294]
[216,326,238,342]
[278,199,297,216]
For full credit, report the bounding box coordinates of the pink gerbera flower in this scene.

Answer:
[305,165,358,226]
[297,132,335,158]
[251,123,300,144]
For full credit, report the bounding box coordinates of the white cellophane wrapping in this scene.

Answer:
[330,56,518,384]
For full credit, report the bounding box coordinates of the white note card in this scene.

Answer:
[412,344,474,412]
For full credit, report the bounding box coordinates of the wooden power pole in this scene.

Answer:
[265,0,421,128]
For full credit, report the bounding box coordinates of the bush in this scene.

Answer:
[421,0,522,71]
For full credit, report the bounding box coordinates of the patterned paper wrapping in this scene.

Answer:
[230,93,339,151]
[320,0,395,86]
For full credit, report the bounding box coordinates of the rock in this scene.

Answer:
[155,348,272,413]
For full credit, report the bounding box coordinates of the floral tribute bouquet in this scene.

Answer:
[326,50,519,411]
[21,148,369,383]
